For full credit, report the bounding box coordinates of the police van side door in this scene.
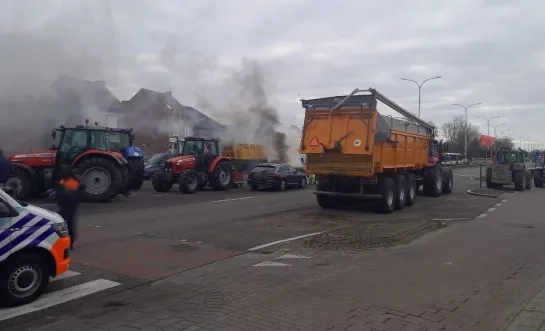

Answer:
[0,197,13,262]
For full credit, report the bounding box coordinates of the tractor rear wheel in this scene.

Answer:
[127,158,144,190]
[423,166,443,197]
[209,161,233,191]
[525,171,532,190]
[75,157,122,202]
[535,170,544,187]
[5,167,32,200]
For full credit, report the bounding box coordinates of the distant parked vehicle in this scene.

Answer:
[442,153,469,165]
[247,163,307,191]
[143,153,175,180]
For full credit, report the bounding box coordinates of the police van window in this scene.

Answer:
[0,199,9,216]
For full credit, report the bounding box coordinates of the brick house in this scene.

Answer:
[122,88,226,154]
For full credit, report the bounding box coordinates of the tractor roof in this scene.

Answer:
[58,125,132,133]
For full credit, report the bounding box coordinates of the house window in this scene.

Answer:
[107,115,118,128]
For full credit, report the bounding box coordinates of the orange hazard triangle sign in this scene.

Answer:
[309,137,320,147]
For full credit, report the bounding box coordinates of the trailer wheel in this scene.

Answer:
[377,176,395,214]
[514,171,525,191]
[535,170,544,187]
[442,169,454,194]
[423,166,443,197]
[393,174,407,210]
[404,173,416,206]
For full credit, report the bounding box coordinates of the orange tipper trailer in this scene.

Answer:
[299,88,453,214]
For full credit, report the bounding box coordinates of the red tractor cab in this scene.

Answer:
[7,122,130,202]
[151,137,234,193]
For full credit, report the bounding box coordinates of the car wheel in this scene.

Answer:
[299,177,307,188]
[278,179,286,191]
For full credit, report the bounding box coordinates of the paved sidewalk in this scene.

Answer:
[13,189,545,331]
[506,287,545,331]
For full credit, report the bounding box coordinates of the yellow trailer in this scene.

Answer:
[300,88,453,213]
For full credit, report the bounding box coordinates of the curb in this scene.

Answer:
[466,189,502,198]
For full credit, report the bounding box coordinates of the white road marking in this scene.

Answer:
[502,199,508,203]
[150,194,168,196]
[248,232,325,252]
[212,197,254,203]
[495,203,503,207]
[478,213,487,219]
[488,207,496,212]
[254,261,291,267]
[50,270,80,282]
[277,254,311,259]
[0,279,121,321]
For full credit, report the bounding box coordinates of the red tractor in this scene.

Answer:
[6,123,131,202]
[151,137,235,193]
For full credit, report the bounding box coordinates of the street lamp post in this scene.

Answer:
[400,76,442,118]
[491,123,505,137]
[477,116,500,136]
[452,102,481,160]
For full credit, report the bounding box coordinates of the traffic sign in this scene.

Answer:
[308,137,319,147]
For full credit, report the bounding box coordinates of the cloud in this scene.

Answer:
[1,0,543,143]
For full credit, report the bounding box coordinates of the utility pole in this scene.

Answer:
[400,76,442,118]
[477,116,500,136]
[452,102,481,159]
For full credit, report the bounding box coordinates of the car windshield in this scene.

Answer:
[0,189,21,208]
[147,153,169,165]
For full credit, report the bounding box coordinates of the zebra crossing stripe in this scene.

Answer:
[0,279,121,321]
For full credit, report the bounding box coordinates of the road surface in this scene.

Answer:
[1,165,502,329]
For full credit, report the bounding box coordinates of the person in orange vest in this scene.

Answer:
[56,166,86,250]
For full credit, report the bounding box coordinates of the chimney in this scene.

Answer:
[95,80,106,86]
[165,91,172,97]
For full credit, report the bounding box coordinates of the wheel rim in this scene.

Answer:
[409,183,415,199]
[301,178,306,187]
[218,168,231,186]
[5,177,23,195]
[281,180,285,190]
[186,175,198,190]
[83,167,112,195]
[399,182,405,201]
[387,189,394,206]
[8,264,42,299]
[449,176,453,190]
[436,174,442,191]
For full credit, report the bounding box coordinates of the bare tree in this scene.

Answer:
[441,115,481,157]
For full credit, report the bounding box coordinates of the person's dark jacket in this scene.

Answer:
[0,152,10,184]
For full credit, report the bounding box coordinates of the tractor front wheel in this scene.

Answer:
[151,171,173,192]
[127,158,144,190]
[5,167,32,200]
[75,157,122,202]
[514,171,525,191]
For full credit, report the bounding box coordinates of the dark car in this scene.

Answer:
[143,153,175,180]
[247,163,307,191]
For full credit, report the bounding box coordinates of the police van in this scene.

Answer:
[0,188,71,306]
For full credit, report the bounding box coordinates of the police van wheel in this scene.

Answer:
[0,253,51,307]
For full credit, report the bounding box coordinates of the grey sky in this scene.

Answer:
[1,0,543,146]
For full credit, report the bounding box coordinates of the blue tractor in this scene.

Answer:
[107,128,145,190]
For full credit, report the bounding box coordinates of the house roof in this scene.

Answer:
[40,75,122,113]
[126,88,226,131]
